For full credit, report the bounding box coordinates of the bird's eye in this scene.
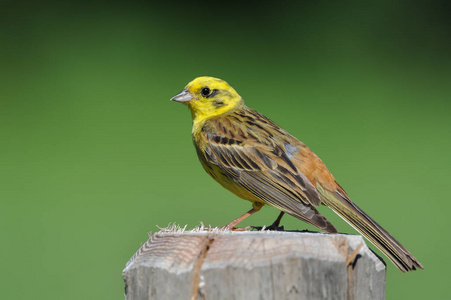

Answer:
[201,87,211,97]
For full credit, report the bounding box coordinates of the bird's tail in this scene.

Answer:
[317,183,423,272]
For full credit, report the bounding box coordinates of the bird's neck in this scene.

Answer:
[190,99,244,136]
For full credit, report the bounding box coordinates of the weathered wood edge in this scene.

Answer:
[123,225,386,300]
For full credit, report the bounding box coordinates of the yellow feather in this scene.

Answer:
[171,76,424,272]
[183,77,243,135]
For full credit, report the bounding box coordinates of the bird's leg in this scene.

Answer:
[271,211,285,228]
[224,202,263,231]
[253,211,285,231]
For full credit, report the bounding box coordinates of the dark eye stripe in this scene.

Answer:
[205,89,218,98]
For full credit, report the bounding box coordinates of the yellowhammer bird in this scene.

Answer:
[171,76,423,272]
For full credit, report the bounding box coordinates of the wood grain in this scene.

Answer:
[123,228,386,300]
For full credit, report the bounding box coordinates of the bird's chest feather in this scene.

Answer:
[193,137,261,203]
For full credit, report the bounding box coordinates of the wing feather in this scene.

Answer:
[199,109,336,233]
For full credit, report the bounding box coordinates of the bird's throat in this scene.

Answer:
[190,99,243,135]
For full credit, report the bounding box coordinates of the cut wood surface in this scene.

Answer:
[123,225,386,300]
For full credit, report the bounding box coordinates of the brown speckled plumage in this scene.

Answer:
[172,76,424,272]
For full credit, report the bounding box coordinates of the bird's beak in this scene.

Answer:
[171,89,194,103]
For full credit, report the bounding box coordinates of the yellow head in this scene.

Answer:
[171,76,244,131]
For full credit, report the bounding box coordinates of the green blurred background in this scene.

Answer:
[1,0,450,299]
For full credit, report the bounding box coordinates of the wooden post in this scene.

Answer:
[123,226,386,300]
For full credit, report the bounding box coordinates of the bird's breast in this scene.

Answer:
[193,139,262,204]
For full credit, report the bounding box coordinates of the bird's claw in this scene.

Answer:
[252,224,285,231]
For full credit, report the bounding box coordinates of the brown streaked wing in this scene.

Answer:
[201,109,337,233]
[208,108,323,205]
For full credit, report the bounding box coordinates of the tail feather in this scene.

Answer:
[317,184,423,272]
